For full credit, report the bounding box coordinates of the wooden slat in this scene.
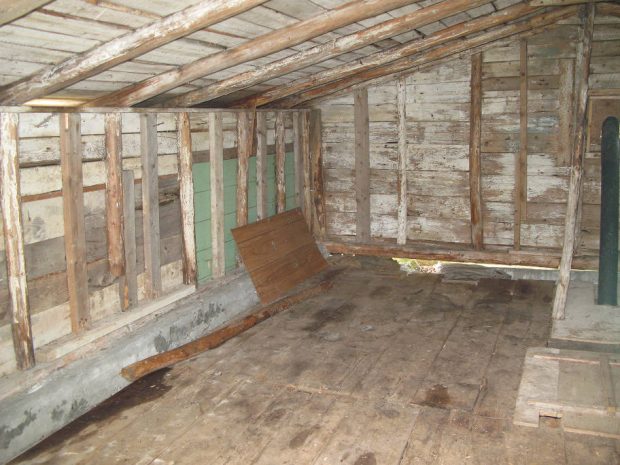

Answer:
[558,59,575,166]
[553,4,595,320]
[140,113,161,299]
[0,112,35,369]
[310,109,326,238]
[515,40,528,250]
[104,112,124,277]
[0,0,51,27]
[236,112,252,227]
[293,112,303,209]
[59,113,90,333]
[396,77,408,245]
[275,111,286,214]
[232,208,327,304]
[209,112,225,279]
[469,53,484,250]
[354,88,370,242]
[301,111,312,229]
[0,0,267,104]
[120,169,138,310]
[255,112,267,221]
[177,112,196,285]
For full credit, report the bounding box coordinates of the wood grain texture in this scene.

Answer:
[293,112,302,210]
[275,111,286,214]
[301,111,312,229]
[255,112,267,221]
[0,0,51,26]
[553,4,595,320]
[310,110,326,238]
[396,77,408,245]
[558,59,575,165]
[236,112,252,227]
[469,53,484,250]
[515,40,528,250]
[104,112,124,277]
[209,112,225,279]
[177,112,196,285]
[140,113,162,299]
[354,88,370,242]
[232,208,328,304]
[120,169,138,310]
[59,113,90,333]
[0,112,35,369]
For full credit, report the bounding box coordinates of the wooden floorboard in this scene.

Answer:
[12,257,619,465]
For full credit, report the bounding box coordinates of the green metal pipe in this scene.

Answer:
[598,116,619,306]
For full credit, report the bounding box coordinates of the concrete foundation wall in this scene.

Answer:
[0,273,258,464]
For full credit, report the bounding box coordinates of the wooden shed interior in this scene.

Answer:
[0,0,619,463]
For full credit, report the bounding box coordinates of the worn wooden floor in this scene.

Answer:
[13,257,620,465]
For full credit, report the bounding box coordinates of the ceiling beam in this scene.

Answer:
[0,0,267,105]
[0,0,51,26]
[84,0,424,108]
[235,2,546,108]
[278,6,579,108]
[164,0,494,107]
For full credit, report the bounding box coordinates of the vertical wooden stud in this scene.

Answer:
[0,112,35,369]
[210,112,225,278]
[309,109,325,237]
[120,169,138,310]
[558,59,575,166]
[515,40,528,250]
[177,112,196,285]
[553,4,595,320]
[301,111,312,229]
[256,112,267,221]
[275,111,286,214]
[396,77,408,245]
[354,88,370,242]
[293,112,303,209]
[105,112,124,277]
[469,53,484,250]
[60,113,90,332]
[237,112,251,227]
[140,113,161,299]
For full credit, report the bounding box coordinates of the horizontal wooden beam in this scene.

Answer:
[0,0,267,104]
[597,2,620,16]
[323,241,598,270]
[238,2,543,108]
[85,0,424,107]
[164,0,493,107]
[278,6,578,108]
[530,0,602,5]
[0,0,51,26]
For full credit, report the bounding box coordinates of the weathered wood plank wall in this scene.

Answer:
[317,15,620,262]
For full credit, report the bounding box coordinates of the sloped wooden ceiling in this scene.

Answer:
[0,0,616,109]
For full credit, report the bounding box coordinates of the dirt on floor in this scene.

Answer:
[12,256,620,465]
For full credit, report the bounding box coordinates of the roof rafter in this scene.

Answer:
[276,5,580,108]
[163,0,495,107]
[84,0,426,108]
[0,0,267,105]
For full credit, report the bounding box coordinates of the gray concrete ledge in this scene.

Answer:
[0,273,258,464]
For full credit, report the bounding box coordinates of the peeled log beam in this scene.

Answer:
[165,0,493,107]
[552,4,595,320]
[0,0,51,26]
[0,0,267,105]
[276,6,577,108]
[239,2,543,109]
[86,0,425,107]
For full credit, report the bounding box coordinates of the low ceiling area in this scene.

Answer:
[0,0,616,109]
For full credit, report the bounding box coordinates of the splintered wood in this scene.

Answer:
[232,208,327,304]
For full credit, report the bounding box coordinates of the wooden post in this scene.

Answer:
[469,53,484,250]
[120,169,138,310]
[309,109,325,237]
[60,113,90,333]
[354,88,370,242]
[0,112,35,369]
[515,40,528,250]
[256,112,267,221]
[396,77,408,245]
[105,112,124,277]
[293,112,303,209]
[210,112,225,278]
[140,113,161,299]
[301,111,312,229]
[553,4,595,320]
[236,112,251,227]
[177,112,196,285]
[558,59,575,166]
[275,111,286,214]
